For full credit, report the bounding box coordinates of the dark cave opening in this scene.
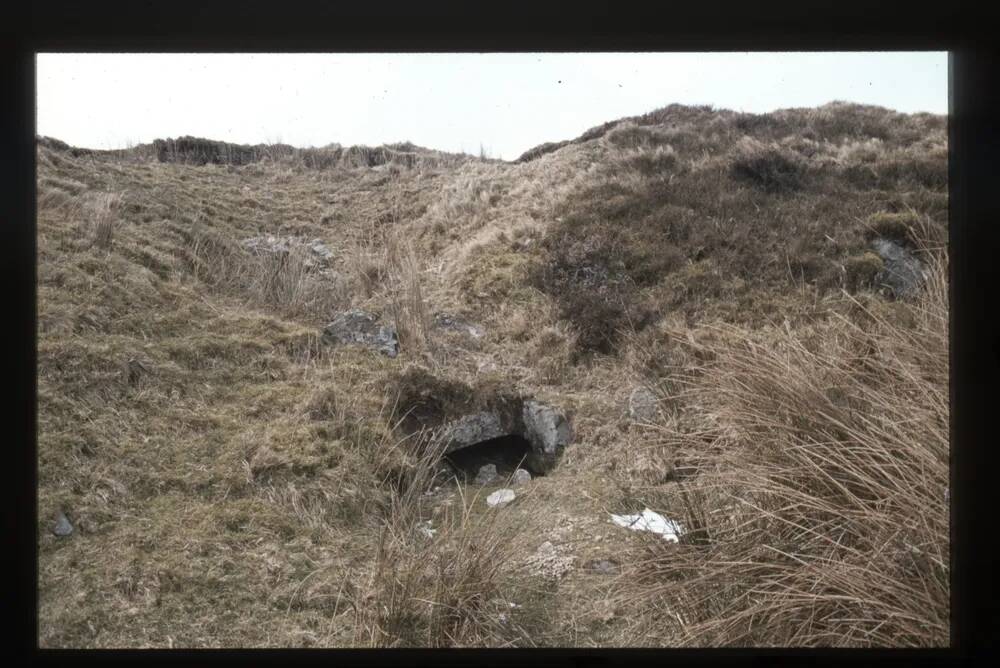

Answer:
[443,433,542,482]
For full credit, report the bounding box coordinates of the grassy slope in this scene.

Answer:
[37,101,948,647]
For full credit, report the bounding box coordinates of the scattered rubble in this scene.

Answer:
[242,235,335,267]
[321,309,399,357]
[527,540,575,580]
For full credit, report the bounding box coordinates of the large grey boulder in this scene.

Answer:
[871,238,925,299]
[522,400,573,472]
[442,412,505,450]
[322,309,399,357]
[437,400,572,474]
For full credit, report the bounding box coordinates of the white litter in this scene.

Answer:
[417,520,437,538]
[487,488,516,507]
[610,508,683,542]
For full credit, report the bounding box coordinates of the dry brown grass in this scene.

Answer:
[386,233,432,355]
[343,431,530,647]
[81,191,123,250]
[35,101,948,648]
[186,222,347,318]
[613,250,949,647]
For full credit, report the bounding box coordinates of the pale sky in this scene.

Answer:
[36,52,947,160]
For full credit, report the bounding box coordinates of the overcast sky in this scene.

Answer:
[36,52,947,160]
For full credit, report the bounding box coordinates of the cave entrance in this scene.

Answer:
[443,434,541,482]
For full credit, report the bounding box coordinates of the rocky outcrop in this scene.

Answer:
[437,399,572,474]
[243,235,334,267]
[321,309,399,357]
[871,238,926,299]
[521,400,573,471]
[442,412,505,449]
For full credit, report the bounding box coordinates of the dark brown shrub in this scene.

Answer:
[730,140,807,194]
[843,252,885,292]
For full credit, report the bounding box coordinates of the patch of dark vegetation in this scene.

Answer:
[154,136,296,166]
[843,252,885,292]
[865,211,921,246]
[43,134,473,171]
[730,139,808,194]
[390,366,523,434]
[515,140,571,163]
[37,136,92,157]
[531,103,946,339]
[530,180,690,358]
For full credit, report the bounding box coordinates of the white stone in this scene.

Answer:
[486,488,516,507]
[417,520,437,538]
[511,468,532,486]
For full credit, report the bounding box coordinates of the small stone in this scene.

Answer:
[588,559,619,575]
[475,464,499,485]
[628,387,660,423]
[511,468,532,486]
[53,510,73,537]
[417,521,437,538]
[486,488,516,507]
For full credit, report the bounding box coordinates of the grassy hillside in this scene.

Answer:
[36,101,948,647]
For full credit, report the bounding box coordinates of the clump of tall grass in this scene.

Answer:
[616,249,949,647]
[344,430,528,647]
[80,191,123,250]
[186,221,346,317]
[386,233,432,355]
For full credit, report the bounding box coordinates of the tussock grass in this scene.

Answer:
[344,431,529,647]
[387,234,432,355]
[81,192,123,250]
[730,137,807,194]
[614,250,949,647]
[186,222,347,317]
